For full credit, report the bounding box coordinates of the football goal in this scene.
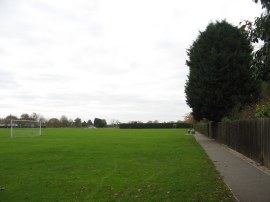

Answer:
[10,120,42,138]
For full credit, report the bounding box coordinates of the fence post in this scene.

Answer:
[209,122,218,139]
[208,122,211,138]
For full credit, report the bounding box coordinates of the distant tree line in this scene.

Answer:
[0,113,188,128]
[0,113,108,128]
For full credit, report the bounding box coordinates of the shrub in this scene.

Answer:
[255,102,270,118]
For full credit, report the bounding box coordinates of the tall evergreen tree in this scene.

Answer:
[185,20,258,122]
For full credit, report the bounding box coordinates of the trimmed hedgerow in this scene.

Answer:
[119,123,191,129]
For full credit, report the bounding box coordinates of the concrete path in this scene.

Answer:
[194,132,270,202]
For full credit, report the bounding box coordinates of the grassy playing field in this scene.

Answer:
[0,128,235,201]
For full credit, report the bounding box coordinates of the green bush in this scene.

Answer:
[255,102,270,118]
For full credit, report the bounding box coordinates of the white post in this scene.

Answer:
[39,121,42,136]
[10,119,13,138]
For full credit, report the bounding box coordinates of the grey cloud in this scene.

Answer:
[0,70,19,89]
[155,40,184,52]
[32,1,103,36]
[12,92,40,102]
[0,48,7,55]
[86,23,104,37]
[24,73,75,83]
[155,40,178,50]
[43,91,165,109]
[72,61,132,76]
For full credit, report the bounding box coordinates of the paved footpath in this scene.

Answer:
[194,132,270,202]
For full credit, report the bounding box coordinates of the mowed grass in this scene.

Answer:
[0,128,235,202]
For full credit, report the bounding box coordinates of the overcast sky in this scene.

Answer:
[0,0,262,123]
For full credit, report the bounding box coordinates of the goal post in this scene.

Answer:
[10,119,42,138]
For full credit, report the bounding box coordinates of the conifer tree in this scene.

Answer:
[185,20,258,121]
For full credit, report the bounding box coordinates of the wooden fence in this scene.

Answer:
[193,123,209,137]
[194,118,270,168]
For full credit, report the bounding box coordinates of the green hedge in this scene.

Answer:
[119,123,191,129]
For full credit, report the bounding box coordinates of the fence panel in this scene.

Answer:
[194,119,270,168]
[193,123,209,137]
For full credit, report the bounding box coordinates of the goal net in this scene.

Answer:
[10,120,42,138]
